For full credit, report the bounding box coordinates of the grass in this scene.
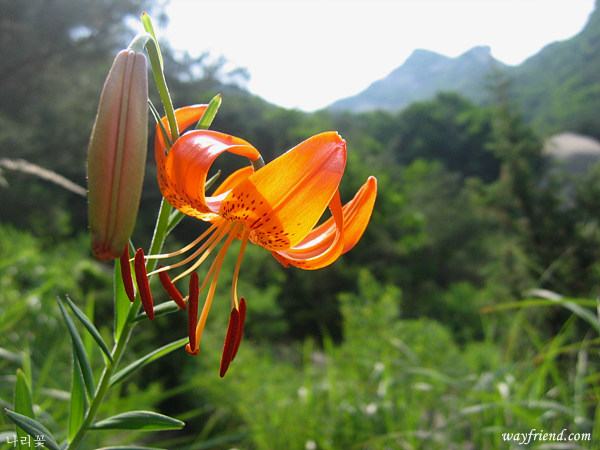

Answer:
[0,225,598,449]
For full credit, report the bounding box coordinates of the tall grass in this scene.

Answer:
[186,271,598,449]
[1,225,598,449]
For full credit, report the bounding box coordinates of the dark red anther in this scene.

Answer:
[134,248,154,319]
[231,297,246,361]
[120,245,135,302]
[158,265,186,310]
[220,307,240,377]
[185,271,199,355]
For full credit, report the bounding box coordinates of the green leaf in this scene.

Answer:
[0,347,22,364]
[65,296,113,363]
[94,446,165,450]
[4,409,60,450]
[68,344,88,442]
[14,370,34,450]
[110,338,188,386]
[57,298,95,398]
[89,411,184,431]
[141,13,162,70]
[14,370,33,416]
[195,94,222,130]
[148,99,172,148]
[114,257,132,342]
[131,301,180,323]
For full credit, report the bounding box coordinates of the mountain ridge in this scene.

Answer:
[327,4,600,131]
[328,46,502,113]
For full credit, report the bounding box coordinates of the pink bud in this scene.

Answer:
[87,49,148,261]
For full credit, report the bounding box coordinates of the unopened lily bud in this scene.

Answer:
[87,49,148,261]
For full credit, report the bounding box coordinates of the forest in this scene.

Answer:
[1,1,599,449]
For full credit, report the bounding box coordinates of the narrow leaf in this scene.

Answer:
[90,411,184,431]
[65,296,113,363]
[110,338,188,386]
[195,94,221,129]
[131,301,180,323]
[57,299,95,397]
[95,447,165,450]
[14,370,34,416]
[141,13,162,69]
[68,344,88,442]
[14,369,34,450]
[4,409,60,450]
[114,256,132,342]
[0,347,22,364]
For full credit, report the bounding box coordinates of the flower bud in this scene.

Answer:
[87,49,148,261]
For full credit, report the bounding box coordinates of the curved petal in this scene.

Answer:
[160,130,261,220]
[155,104,208,169]
[212,166,255,196]
[220,132,346,250]
[271,176,377,269]
[338,176,377,253]
[271,189,344,269]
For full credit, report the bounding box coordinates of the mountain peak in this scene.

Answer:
[328,46,499,113]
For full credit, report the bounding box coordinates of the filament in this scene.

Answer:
[194,222,242,348]
[172,221,233,282]
[231,228,250,309]
[145,221,220,260]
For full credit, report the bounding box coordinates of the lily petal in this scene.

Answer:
[155,104,208,173]
[220,132,346,250]
[272,176,377,269]
[212,166,255,196]
[160,130,261,220]
[272,189,344,269]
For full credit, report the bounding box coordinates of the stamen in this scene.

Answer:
[185,271,199,355]
[231,229,250,309]
[120,245,135,302]
[194,223,242,349]
[147,220,230,279]
[197,222,243,293]
[220,307,240,377]
[171,221,232,282]
[158,264,186,310]
[231,297,247,361]
[144,222,220,260]
[134,248,154,319]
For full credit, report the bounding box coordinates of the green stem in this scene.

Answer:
[144,37,179,142]
[65,319,132,450]
[128,30,178,143]
[66,200,173,449]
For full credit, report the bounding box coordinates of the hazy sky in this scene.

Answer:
[156,0,596,111]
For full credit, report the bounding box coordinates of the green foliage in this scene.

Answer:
[389,93,500,181]
[511,4,600,137]
[180,271,598,449]
[2,2,600,448]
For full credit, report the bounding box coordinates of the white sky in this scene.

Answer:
[156,0,596,111]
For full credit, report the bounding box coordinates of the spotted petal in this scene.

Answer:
[159,130,261,220]
[219,132,346,250]
[272,176,377,269]
[155,105,208,180]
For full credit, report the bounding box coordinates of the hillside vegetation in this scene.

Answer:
[1,1,599,448]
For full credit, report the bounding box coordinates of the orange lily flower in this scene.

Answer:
[138,105,377,376]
